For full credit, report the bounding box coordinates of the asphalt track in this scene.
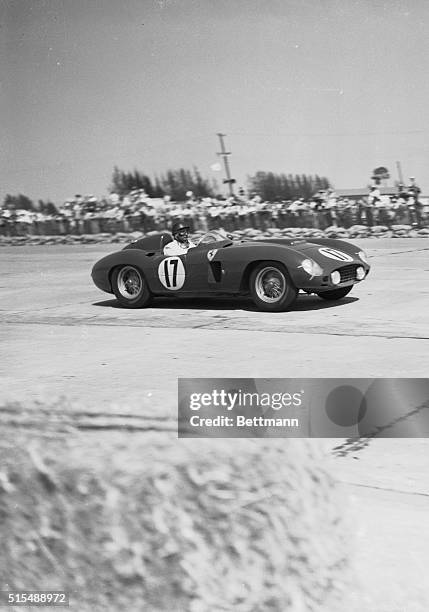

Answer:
[1,237,429,610]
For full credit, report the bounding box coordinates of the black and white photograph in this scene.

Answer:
[1,1,429,610]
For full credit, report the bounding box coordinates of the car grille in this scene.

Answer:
[338,265,358,283]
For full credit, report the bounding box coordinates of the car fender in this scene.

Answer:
[213,243,306,292]
[91,250,156,294]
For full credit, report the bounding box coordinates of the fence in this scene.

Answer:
[0,206,426,237]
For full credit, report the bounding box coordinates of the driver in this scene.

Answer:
[163,222,196,255]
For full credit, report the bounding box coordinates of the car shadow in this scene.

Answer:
[92,295,358,312]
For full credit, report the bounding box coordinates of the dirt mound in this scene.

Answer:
[0,403,354,611]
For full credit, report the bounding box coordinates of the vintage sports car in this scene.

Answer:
[91,230,370,312]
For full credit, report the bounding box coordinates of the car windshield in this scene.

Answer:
[197,230,235,245]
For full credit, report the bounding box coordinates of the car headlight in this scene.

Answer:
[300,258,323,278]
[358,250,368,264]
[356,266,365,280]
[331,271,341,285]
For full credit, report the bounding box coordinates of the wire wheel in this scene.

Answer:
[254,267,286,303]
[117,266,143,299]
[112,265,152,308]
[249,262,298,312]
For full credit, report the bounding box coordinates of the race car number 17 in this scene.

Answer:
[158,257,186,290]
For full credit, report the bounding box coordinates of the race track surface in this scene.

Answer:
[1,237,429,610]
[2,238,428,405]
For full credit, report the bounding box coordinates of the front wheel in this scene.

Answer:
[249,262,298,312]
[317,286,353,301]
[111,265,152,308]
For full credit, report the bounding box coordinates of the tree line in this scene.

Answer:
[109,166,218,200]
[109,166,331,201]
[2,167,332,210]
[2,194,58,215]
[247,172,330,202]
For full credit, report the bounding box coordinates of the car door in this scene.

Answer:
[149,247,207,295]
[150,241,230,295]
[182,243,215,293]
[183,240,233,294]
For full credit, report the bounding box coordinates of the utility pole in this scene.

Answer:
[216,133,235,197]
[396,161,404,186]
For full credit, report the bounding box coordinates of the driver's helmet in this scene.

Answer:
[171,222,190,238]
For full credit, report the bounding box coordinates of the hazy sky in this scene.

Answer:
[2,0,429,203]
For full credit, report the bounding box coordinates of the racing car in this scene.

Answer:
[91,230,370,312]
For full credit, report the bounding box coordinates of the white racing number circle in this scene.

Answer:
[207,249,218,261]
[158,257,186,290]
[318,247,354,262]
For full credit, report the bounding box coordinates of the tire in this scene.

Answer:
[111,265,152,308]
[317,286,353,301]
[249,262,298,312]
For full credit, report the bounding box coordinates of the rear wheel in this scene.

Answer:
[249,262,298,312]
[111,265,152,308]
[317,286,353,301]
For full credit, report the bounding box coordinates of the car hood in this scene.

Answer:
[252,237,357,251]
[250,238,363,265]
[252,238,311,250]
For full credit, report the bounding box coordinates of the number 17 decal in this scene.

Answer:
[158,257,186,290]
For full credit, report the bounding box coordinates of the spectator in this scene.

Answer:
[1,185,427,239]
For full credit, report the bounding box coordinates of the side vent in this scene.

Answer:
[209,261,222,283]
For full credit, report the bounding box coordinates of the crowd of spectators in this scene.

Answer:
[1,183,427,238]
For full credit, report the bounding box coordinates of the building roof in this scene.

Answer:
[336,187,398,198]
